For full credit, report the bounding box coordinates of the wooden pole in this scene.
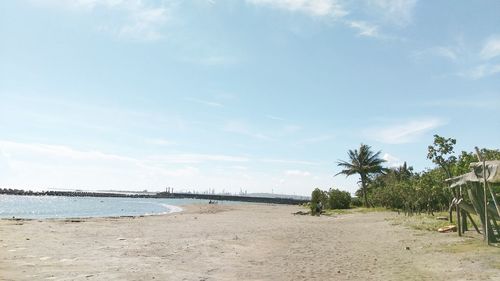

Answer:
[466,212,481,234]
[460,186,468,232]
[456,196,462,236]
[475,147,489,244]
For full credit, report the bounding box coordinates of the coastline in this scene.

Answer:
[1,204,498,280]
[0,195,205,220]
[0,204,185,222]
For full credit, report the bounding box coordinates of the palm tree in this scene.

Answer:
[336,144,386,207]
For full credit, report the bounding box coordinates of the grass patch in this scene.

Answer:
[390,212,452,232]
[322,209,350,216]
[441,239,490,253]
[350,207,389,213]
[321,207,390,216]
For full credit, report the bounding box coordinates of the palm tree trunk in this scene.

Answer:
[361,176,368,207]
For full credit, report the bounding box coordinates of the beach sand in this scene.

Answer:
[1,204,498,280]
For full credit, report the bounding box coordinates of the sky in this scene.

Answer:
[1,0,499,196]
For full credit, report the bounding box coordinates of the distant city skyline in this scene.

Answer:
[1,0,499,196]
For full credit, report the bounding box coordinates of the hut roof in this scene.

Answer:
[446,160,500,188]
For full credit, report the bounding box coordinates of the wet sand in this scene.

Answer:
[0,204,498,280]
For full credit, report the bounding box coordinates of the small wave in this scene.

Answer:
[161,204,183,214]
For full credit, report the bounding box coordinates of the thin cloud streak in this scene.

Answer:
[266,115,286,121]
[224,121,274,141]
[347,20,379,37]
[413,46,459,62]
[365,118,447,144]
[285,170,311,176]
[34,0,169,41]
[421,97,500,110]
[480,36,500,60]
[185,97,224,108]
[247,0,348,18]
[366,0,418,27]
[460,63,500,80]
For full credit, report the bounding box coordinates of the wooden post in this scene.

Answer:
[454,196,462,236]
[460,186,468,232]
[466,212,481,234]
[475,147,489,244]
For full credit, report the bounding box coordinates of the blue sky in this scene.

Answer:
[1,0,499,195]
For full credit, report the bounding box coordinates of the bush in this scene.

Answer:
[328,188,351,209]
[310,188,328,215]
[350,197,363,207]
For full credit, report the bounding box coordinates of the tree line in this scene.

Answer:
[311,135,500,215]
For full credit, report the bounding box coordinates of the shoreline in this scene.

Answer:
[0,203,187,222]
[0,206,185,222]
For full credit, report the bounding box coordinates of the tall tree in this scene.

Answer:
[336,144,386,207]
[427,134,456,178]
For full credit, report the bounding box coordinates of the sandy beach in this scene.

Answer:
[1,204,499,281]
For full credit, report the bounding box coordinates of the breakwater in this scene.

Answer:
[0,188,309,205]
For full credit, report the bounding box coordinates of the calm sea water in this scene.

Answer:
[0,195,219,219]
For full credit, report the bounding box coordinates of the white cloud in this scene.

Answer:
[382,153,402,168]
[0,140,343,196]
[427,46,458,61]
[118,5,168,41]
[461,63,500,80]
[246,0,418,40]
[0,140,201,189]
[247,0,348,18]
[285,169,311,176]
[366,0,417,27]
[414,36,500,80]
[480,36,500,60]
[347,20,379,37]
[34,0,169,41]
[0,140,133,162]
[365,118,446,144]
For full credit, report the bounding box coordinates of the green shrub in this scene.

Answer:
[328,188,351,209]
[350,196,362,207]
[310,188,328,215]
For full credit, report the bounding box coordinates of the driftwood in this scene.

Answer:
[293,211,310,216]
[438,225,457,233]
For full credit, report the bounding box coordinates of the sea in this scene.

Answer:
[0,195,219,219]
